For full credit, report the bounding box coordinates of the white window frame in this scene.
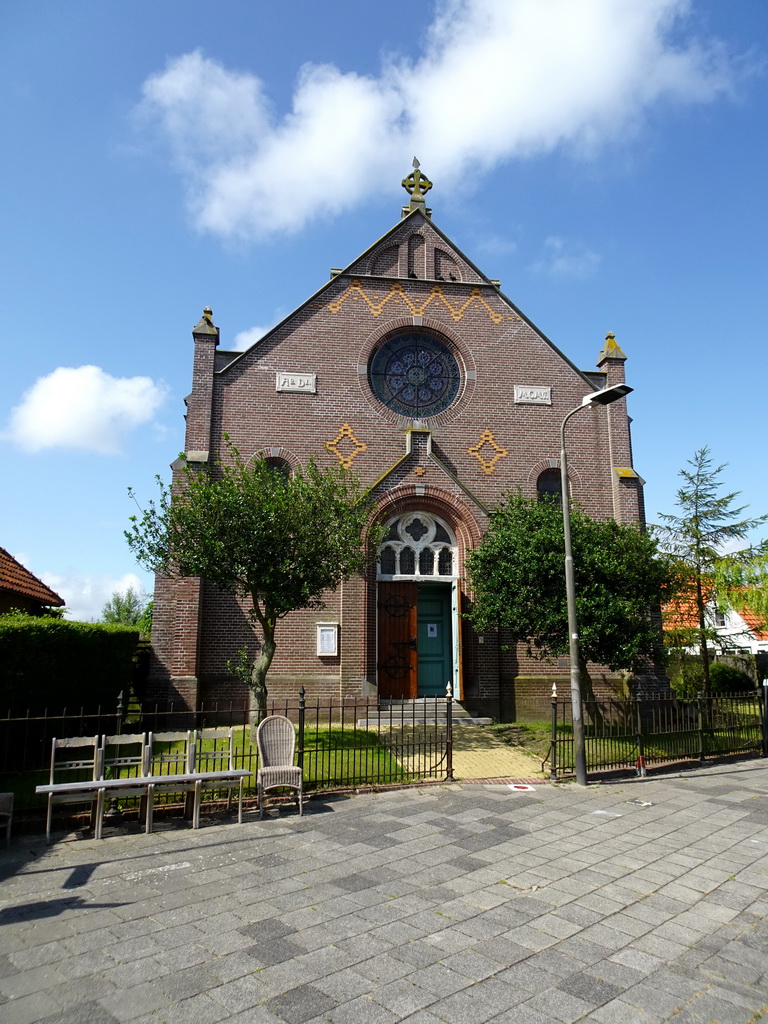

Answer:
[376,511,458,581]
[316,622,339,657]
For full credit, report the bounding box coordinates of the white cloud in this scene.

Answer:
[137,0,744,241]
[41,570,147,623]
[475,234,518,258]
[4,365,168,454]
[532,236,602,278]
[231,324,275,352]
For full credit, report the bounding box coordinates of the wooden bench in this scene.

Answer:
[36,730,252,840]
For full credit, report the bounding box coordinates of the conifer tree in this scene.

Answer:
[656,448,767,695]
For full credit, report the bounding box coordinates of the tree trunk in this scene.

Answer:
[248,594,277,721]
[695,573,711,698]
[250,633,275,719]
[578,654,606,732]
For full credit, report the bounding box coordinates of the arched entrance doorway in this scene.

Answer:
[376,512,461,700]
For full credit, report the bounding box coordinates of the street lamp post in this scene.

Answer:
[560,382,633,786]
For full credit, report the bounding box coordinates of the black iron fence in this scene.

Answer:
[546,691,765,779]
[5,687,766,818]
[1,689,454,814]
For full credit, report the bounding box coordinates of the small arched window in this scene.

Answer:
[265,457,291,480]
[537,468,562,506]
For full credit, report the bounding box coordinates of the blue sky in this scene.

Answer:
[1,0,766,620]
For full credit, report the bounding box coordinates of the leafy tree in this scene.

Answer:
[656,448,767,696]
[136,598,153,637]
[101,586,147,627]
[126,446,376,712]
[465,494,675,713]
[714,542,768,635]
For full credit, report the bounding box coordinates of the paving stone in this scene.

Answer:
[97,980,176,1019]
[630,932,690,961]
[0,964,70,999]
[557,971,623,1006]
[523,986,595,1023]
[494,961,555,993]
[470,936,531,967]
[264,983,338,1024]
[483,1001,554,1024]
[239,920,295,941]
[369,977,438,1015]
[311,966,376,1001]
[209,974,276,1012]
[145,992,231,1024]
[408,962,474,996]
[102,957,169,988]
[423,989,502,1023]
[0,989,61,1024]
[0,953,19,978]
[244,938,304,966]
[546,934,608,966]
[589,995,675,1024]
[158,964,223,1000]
[37,1000,122,1024]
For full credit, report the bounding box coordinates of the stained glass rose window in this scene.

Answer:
[369,333,461,417]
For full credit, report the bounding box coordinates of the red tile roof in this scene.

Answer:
[732,599,768,642]
[0,547,64,607]
[662,580,768,642]
[662,580,711,633]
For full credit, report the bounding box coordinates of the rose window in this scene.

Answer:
[369,333,461,417]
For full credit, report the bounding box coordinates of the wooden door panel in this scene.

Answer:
[377,581,417,699]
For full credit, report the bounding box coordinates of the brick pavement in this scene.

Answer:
[2,760,768,1023]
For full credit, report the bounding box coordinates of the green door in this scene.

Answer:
[417,583,453,697]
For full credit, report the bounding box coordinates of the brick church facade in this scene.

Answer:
[149,167,654,720]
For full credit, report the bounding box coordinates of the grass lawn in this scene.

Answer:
[487,722,552,762]
[487,717,762,773]
[128,726,410,789]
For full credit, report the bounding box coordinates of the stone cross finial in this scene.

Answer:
[402,158,433,202]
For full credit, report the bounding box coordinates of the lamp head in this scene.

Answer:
[582,383,633,407]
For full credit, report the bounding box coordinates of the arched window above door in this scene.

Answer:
[377,512,458,579]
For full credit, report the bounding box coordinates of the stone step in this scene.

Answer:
[357,700,492,728]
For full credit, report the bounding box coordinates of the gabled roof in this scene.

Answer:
[662,581,768,642]
[0,547,64,607]
[214,207,602,392]
[729,597,768,642]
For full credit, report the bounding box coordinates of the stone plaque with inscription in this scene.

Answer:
[514,385,551,405]
[276,371,316,393]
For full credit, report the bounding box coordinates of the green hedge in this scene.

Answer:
[710,661,755,694]
[0,614,142,714]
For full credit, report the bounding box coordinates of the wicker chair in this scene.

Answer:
[256,715,304,819]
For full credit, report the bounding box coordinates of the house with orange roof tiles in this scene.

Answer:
[0,547,64,616]
[663,584,768,657]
